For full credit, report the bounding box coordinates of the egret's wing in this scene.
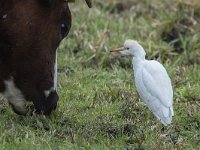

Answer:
[142,60,173,108]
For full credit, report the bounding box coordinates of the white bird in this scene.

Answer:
[111,40,174,126]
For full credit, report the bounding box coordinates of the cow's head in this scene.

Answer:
[0,0,92,115]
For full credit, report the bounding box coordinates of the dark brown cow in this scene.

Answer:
[0,0,91,115]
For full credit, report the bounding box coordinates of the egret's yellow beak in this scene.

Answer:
[110,47,125,52]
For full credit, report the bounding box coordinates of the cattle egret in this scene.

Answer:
[111,40,174,126]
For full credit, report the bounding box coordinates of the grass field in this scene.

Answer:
[0,0,200,149]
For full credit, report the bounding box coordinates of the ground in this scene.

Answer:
[0,0,200,149]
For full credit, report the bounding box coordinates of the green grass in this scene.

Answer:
[0,0,200,149]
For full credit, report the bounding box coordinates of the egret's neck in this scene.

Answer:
[131,45,146,71]
[132,56,145,74]
[134,45,146,59]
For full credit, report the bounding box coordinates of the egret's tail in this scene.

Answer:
[153,113,172,126]
[152,106,174,126]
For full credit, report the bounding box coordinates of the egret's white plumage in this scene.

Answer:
[112,40,174,126]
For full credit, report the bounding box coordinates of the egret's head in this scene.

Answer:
[111,39,146,59]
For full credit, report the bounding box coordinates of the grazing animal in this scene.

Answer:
[111,40,174,126]
[0,0,92,115]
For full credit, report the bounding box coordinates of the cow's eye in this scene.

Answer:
[60,23,69,38]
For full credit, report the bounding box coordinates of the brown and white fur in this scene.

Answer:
[0,0,91,115]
